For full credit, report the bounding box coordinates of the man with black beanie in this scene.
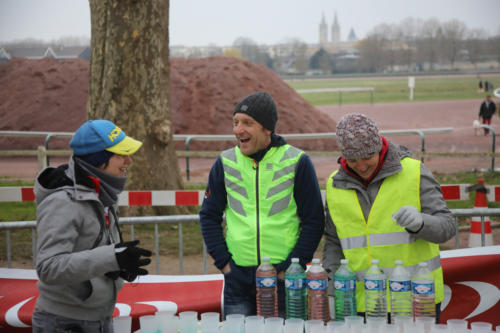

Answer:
[200,91,325,318]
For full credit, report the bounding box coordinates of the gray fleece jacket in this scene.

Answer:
[322,141,456,296]
[34,157,123,321]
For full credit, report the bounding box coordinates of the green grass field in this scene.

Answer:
[287,76,500,105]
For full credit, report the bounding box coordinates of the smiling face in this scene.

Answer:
[99,154,132,177]
[345,153,380,181]
[233,113,272,156]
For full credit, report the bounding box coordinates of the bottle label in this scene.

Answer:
[256,276,276,288]
[412,282,434,295]
[285,278,305,290]
[389,280,411,292]
[364,279,386,291]
[307,278,327,290]
[334,279,356,291]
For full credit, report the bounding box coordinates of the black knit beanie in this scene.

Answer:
[233,92,278,131]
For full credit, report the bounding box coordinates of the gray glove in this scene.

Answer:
[392,206,423,232]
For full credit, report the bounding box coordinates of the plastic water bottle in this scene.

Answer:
[389,260,412,320]
[334,259,357,321]
[306,258,330,322]
[412,262,436,319]
[256,256,278,318]
[285,258,307,319]
[364,259,387,319]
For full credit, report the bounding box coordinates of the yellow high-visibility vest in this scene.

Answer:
[326,157,443,312]
[222,145,303,266]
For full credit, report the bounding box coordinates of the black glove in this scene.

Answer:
[109,240,152,282]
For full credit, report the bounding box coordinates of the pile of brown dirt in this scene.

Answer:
[0,57,336,151]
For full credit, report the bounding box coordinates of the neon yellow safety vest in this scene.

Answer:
[326,157,443,312]
[221,145,303,266]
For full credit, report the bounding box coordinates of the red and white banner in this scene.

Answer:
[1,246,499,331]
[440,246,500,325]
[0,270,223,332]
[0,184,483,205]
[0,187,206,206]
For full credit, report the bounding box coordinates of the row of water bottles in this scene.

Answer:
[336,258,436,322]
[256,256,330,321]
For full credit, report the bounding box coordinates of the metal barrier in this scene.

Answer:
[2,208,499,274]
[0,215,204,275]
[1,128,454,180]
[475,124,496,171]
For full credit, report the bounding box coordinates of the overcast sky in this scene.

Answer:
[1,0,499,46]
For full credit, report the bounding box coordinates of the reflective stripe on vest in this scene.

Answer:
[326,157,443,312]
[221,145,303,266]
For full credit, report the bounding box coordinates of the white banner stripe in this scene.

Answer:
[152,191,175,205]
[199,191,205,205]
[0,187,22,202]
[118,191,129,206]
[460,184,469,201]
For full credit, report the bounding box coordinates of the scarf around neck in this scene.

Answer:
[73,156,127,207]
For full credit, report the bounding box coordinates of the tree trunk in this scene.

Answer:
[88,0,184,214]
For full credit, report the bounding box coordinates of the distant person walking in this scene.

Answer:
[485,80,494,92]
[479,95,496,135]
[478,80,484,93]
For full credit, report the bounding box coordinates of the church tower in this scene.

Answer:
[331,11,341,44]
[348,28,357,41]
[319,12,328,46]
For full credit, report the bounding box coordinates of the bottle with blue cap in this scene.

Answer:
[389,259,412,320]
[364,259,387,319]
[411,262,435,319]
[256,256,278,318]
[334,258,357,321]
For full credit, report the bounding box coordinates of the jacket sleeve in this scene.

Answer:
[199,156,231,270]
[36,193,119,285]
[408,163,457,243]
[275,154,325,273]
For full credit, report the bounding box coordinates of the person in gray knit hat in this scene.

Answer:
[323,113,456,322]
[200,91,325,318]
[336,113,382,160]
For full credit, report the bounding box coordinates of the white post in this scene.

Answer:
[408,76,415,101]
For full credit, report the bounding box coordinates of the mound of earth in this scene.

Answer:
[0,57,336,151]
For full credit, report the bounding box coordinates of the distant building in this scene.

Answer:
[348,28,357,42]
[331,12,341,44]
[315,12,358,55]
[319,12,328,46]
[0,46,90,61]
[0,48,11,64]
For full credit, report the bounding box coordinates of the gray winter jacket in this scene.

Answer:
[322,141,456,296]
[34,157,123,321]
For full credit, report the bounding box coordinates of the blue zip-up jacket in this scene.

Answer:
[199,134,325,274]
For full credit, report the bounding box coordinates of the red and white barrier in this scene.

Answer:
[440,246,500,324]
[440,184,469,201]
[0,187,206,206]
[1,246,500,331]
[0,184,483,205]
[0,269,223,332]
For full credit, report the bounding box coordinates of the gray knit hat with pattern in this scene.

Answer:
[336,113,382,159]
[233,92,278,131]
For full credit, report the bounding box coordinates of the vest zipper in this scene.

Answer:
[254,159,261,265]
